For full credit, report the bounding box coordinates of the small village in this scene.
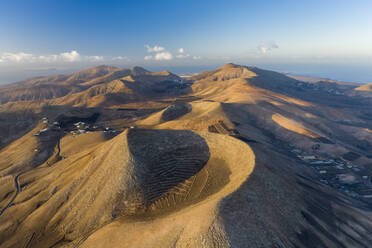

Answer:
[292,148,372,201]
[294,81,345,96]
[69,121,118,135]
[33,117,119,137]
[32,116,372,204]
[32,117,61,136]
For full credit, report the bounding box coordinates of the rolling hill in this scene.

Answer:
[355,83,372,92]
[0,63,372,247]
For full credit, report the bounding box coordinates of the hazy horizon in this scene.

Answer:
[1,62,371,85]
[1,0,372,85]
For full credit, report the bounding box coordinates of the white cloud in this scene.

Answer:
[154,52,173,61]
[0,50,107,64]
[192,56,201,60]
[178,48,184,53]
[257,42,279,54]
[39,54,58,63]
[113,56,129,61]
[60,50,81,62]
[145,52,173,61]
[144,55,153,60]
[176,54,190,59]
[1,52,34,62]
[87,55,104,62]
[144,45,173,61]
[145,45,165,53]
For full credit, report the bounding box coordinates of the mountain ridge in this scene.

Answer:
[1,63,372,247]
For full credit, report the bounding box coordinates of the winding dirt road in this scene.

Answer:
[0,173,22,217]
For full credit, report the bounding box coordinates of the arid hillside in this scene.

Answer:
[355,83,372,92]
[0,65,186,107]
[0,64,372,248]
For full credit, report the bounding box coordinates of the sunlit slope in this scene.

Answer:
[81,130,255,248]
[59,131,111,158]
[0,122,62,216]
[0,65,120,104]
[190,64,312,106]
[186,64,371,160]
[2,63,372,247]
[272,113,320,138]
[51,79,136,107]
[355,83,372,92]
[0,65,184,108]
[0,122,59,177]
[135,64,331,146]
[0,129,255,248]
[136,101,234,131]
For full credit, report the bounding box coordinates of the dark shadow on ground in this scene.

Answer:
[161,102,192,122]
[218,142,372,248]
[127,129,210,206]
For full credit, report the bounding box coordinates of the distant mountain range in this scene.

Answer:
[1,63,372,248]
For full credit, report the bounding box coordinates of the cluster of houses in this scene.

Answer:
[69,121,118,136]
[292,148,372,201]
[295,81,344,96]
[70,121,89,135]
[33,114,125,138]
[33,118,60,136]
[33,117,120,137]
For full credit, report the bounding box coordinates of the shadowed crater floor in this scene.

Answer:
[127,129,210,211]
[161,103,192,122]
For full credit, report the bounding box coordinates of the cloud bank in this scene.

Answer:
[145,45,165,53]
[154,52,173,61]
[0,50,104,64]
[112,56,129,61]
[144,44,173,61]
[257,42,279,54]
[144,45,200,61]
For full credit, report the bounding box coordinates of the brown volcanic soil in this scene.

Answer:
[0,129,255,248]
[1,64,372,247]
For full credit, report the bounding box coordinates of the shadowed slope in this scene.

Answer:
[161,102,192,122]
[2,63,372,247]
[81,130,255,248]
[127,129,210,209]
[0,129,255,248]
[137,101,233,131]
[0,84,72,104]
[0,122,61,177]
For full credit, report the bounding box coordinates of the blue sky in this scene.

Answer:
[1,0,372,83]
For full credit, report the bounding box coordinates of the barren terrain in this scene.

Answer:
[1,64,372,247]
